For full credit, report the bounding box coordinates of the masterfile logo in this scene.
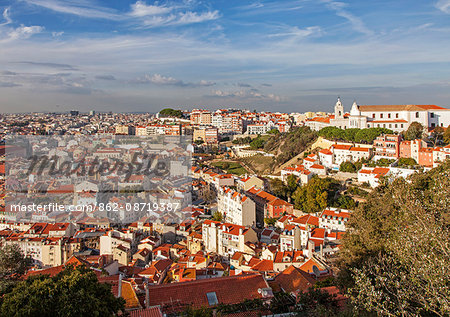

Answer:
[4,135,192,224]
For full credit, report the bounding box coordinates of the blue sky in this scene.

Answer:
[1,0,450,113]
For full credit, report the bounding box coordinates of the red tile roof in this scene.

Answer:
[270,265,316,294]
[145,274,271,313]
[129,306,163,317]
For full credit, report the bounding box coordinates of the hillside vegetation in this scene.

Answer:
[338,161,450,316]
[318,126,393,143]
[264,126,318,166]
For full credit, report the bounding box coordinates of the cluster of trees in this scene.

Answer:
[159,108,183,118]
[397,157,417,167]
[264,126,318,165]
[403,121,424,140]
[318,127,393,143]
[0,245,125,316]
[338,161,450,316]
[269,175,357,213]
[232,136,252,145]
[292,176,356,212]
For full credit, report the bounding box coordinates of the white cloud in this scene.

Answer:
[1,7,12,26]
[210,89,284,102]
[129,1,173,17]
[24,0,122,20]
[321,0,373,36]
[52,31,64,37]
[133,73,215,87]
[8,25,44,40]
[177,11,220,24]
[140,10,220,27]
[436,0,450,13]
[269,26,322,39]
[147,73,181,85]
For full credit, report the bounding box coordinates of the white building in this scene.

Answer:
[306,98,450,132]
[357,167,390,187]
[218,187,256,227]
[202,220,258,256]
[319,208,351,232]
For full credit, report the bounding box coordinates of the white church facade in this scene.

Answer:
[306,98,450,132]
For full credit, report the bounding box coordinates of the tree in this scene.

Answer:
[404,121,424,140]
[0,244,32,295]
[443,125,450,144]
[0,266,125,317]
[429,126,444,146]
[249,136,265,149]
[269,178,289,201]
[159,108,183,118]
[339,161,356,173]
[338,161,450,316]
[264,217,277,226]
[335,195,356,209]
[397,157,417,167]
[286,174,299,194]
[212,211,223,222]
[267,128,280,135]
[292,177,340,213]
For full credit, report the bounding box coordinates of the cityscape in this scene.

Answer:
[1,1,450,317]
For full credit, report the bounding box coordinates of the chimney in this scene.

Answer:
[118,274,123,298]
[144,281,150,308]
[239,228,243,235]
[307,240,315,258]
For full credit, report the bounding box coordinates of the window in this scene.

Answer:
[401,124,404,128]
[372,113,375,118]
[389,124,392,128]
[380,114,383,118]
[395,124,398,128]
[388,113,391,118]
[396,113,399,118]
[416,112,419,118]
[430,112,435,118]
[206,292,218,306]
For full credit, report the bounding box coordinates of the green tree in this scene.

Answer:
[249,136,265,149]
[269,178,289,201]
[0,244,32,295]
[264,217,277,226]
[339,161,356,173]
[429,126,444,146]
[212,211,223,222]
[442,125,450,144]
[286,174,299,194]
[397,157,417,167]
[404,121,424,140]
[0,266,125,317]
[335,195,357,209]
[268,128,280,135]
[160,108,183,118]
[338,162,450,316]
[292,177,340,213]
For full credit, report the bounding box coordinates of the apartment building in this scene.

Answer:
[218,187,256,227]
[373,134,401,160]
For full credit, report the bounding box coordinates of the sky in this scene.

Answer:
[1,0,450,113]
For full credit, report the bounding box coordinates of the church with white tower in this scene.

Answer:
[305,97,450,132]
[329,97,367,129]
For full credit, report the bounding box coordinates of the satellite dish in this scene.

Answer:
[312,265,320,278]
